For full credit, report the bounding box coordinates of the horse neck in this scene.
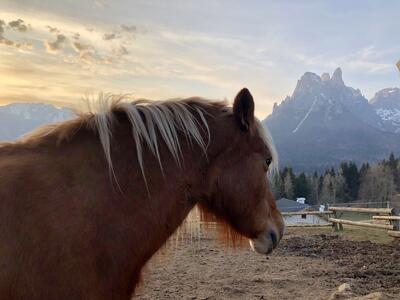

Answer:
[87,117,212,289]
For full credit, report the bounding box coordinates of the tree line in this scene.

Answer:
[271,153,400,206]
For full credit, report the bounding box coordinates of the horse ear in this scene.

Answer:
[233,88,255,131]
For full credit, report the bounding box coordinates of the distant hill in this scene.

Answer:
[263,68,400,172]
[0,103,74,141]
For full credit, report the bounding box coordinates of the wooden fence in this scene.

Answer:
[281,206,400,238]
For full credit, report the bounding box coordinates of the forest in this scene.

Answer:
[271,153,400,206]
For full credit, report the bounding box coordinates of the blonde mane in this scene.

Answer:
[87,94,215,185]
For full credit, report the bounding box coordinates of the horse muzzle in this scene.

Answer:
[249,228,283,255]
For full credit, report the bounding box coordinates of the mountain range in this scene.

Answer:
[0,103,74,141]
[263,68,400,172]
[1,71,399,173]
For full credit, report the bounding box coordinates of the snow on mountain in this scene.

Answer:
[370,88,400,132]
[376,108,400,123]
[0,103,74,141]
[292,96,318,133]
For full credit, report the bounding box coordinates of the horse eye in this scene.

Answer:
[266,158,272,166]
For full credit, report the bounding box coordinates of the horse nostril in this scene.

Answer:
[270,231,279,248]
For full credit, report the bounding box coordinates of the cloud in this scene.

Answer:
[71,40,92,52]
[103,23,141,42]
[112,45,129,56]
[0,37,14,46]
[45,34,67,53]
[46,25,60,34]
[70,39,101,64]
[71,34,127,64]
[94,0,106,8]
[0,20,5,34]
[120,24,136,33]
[103,32,116,40]
[79,52,97,64]
[0,37,32,49]
[0,19,32,50]
[103,23,140,42]
[8,19,29,32]
[346,60,393,74]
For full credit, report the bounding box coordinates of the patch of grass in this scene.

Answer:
[286,225,394,244]
[337,225,394,244]
[336,211,375,221]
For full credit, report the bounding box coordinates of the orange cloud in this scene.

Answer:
[45,34,67,52]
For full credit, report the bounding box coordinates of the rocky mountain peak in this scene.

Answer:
[263,68,400,171]
[292,72,322,98]
[283,68,373,122]
[331,67,344,85]
[272,102,278,112]
[321,73,331,81]
[370,88,400,108]
[292,67,348,99]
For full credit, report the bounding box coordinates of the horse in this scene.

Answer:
[0,88,284,300]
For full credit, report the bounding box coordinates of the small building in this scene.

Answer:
[276,198,330,226]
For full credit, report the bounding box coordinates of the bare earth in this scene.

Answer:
[134,228,400,300]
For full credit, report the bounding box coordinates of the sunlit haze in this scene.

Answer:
[0,0,399,117]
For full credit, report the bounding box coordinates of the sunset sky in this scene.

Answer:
[0,0,399,117]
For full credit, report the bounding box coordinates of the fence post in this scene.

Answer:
[393,208,400,232]
[334,205,343,231]
[338,214,344,231]
[387,208,400,238]
[327,204,334,231]
[331,206,341,232]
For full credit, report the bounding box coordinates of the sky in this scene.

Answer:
[0,0,399,117]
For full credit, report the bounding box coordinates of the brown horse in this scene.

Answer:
[0,88,284,300]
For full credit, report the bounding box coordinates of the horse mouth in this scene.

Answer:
[249,230,281,255]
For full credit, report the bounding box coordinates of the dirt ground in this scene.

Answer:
[134,227,400,300]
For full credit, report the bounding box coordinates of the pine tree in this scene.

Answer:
[320,173,334,203]
[334,169,346,203]
[308,172,320,205]
[271,173,284,200]
[387,152,400,190]
[294,172,310,199]
[359,162,370,179]
[340,161,360,201]
[283,173,294,199]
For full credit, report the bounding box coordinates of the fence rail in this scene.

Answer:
[373,215,400,221]
[281,211,333,216]
[328,217,393,230]
[329,206,400,237]
[329,207,393,214]
[286,223,332,228]
[281,206,400,238]
[388,230,400,238]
